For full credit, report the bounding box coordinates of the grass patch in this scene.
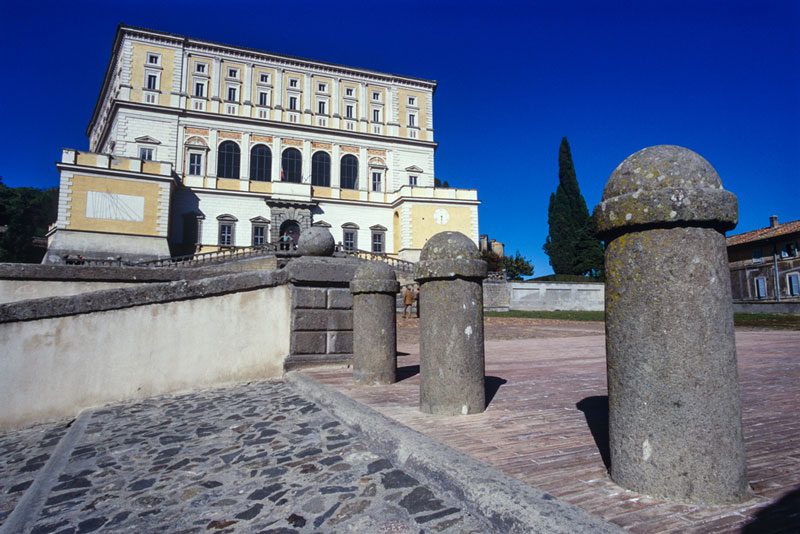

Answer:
[485,310,799,329]
[733,313,800,330]
[485,310,605,322]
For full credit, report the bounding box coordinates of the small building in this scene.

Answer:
[479,234,505,257]
[727,216,800,302]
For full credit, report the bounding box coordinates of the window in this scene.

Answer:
[372,91,380,101]
[139,147,154,161]
[788,273,800,297]
[219,222,234,246]
[252,224,267,246]
[259,91,268,106]
[188,153,203,176]
[340,155,359,190]
[345,105,354,119]
[346,87,354,97]
[289,78,298,88]
[784,243,798,258]
[318,100,327,115]
[227,86,238,102]
[371,231,384,254]
[281,148,302,183]
[260,73,269,83]
[195,63,207,74]
[146,74,158,90]
[408,96,416,106]
[371,171,382,192]
[318,82,327,92]
[408,113,416,127]
[311,152,331,187]
[217,141,240,179]
[409,175,418,186]
[755,277,767,299]
[228,68,238,79]
[372,109,380,122]
[194,82,205,97]
[753,248,763,264]
[289,96,298,110]
[250,145,272,182]
[147,53,159,65]
[343,228,357,252]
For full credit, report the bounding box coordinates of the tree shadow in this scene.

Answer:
[485,376,507,408]
[396,365,420,382]
[741,485,800,533]
[576,395,611,469]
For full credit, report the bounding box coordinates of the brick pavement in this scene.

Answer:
[307,321,800,533]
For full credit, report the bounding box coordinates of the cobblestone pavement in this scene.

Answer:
[308,326,800,534]
[0,423,67,524]
[1,382,490,533]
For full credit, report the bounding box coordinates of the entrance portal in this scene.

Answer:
[279,220,301,250]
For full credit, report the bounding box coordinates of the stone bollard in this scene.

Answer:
[349,262,400,384]
[415,232,488,415]
[594,145,749,504]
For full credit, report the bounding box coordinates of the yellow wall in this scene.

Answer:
[409,204,472,249]
[131,43,176,105]
[253,67,277,107]
[67,175,161,236]
[312,186,332,198]
[250,181,272,194]
[340,189,360,201]
[220,60,246,110]
[398,88,428,141]
[217,178,241,191]
[367,85,387,124]
[393,211,401,252]
[283,71,305,111]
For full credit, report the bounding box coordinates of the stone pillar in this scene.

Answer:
[594,145,749,504]
[350,262,399,385]
[415,231,487,415]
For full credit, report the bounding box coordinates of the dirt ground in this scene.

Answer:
[396,315,604,345]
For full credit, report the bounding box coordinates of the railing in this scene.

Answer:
[337,246,416,273]
[131,243,280,268]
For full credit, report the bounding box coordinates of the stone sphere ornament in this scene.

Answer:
[296,226,336,257]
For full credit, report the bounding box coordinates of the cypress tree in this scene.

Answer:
[543,137,604,277]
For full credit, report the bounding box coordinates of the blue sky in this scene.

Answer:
[0,0,797,274]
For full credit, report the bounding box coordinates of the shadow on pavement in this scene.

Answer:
[396,365,420,382]
[576,395,611,469]
[485,376,507,408]
[741,485,800,533]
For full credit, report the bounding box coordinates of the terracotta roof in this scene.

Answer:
[727,219,800,247]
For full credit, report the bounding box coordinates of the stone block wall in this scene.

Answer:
[288,286,354,369]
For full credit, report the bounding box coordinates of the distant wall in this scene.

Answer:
[733,300,800,315]
[483,280,605,312]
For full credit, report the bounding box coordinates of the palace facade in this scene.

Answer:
[45,25,480,263]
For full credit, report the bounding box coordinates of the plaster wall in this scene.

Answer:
[0,280,138,304]
[510,282,605,311]
[0,285,291,429]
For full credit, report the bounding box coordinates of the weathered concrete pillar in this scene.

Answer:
[350,262,400,384]
[415,232,487,415]
[594,145,749,504]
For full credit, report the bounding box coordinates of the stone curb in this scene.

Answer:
[0,411,91,534]
[285,372,622,534]
[0,270,287,324]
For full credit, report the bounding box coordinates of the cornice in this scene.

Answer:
[96,100,439,153]
[57,162,176,184]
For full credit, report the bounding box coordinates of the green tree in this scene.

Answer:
[480,249,503,272]
[543,137,604,277]
[502,251,534,280]
[0,177,59,263]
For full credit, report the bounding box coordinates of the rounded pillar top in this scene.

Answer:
[350,261,400,294]
[296,226,336,257]
[416,231,487,282]
[593,145,738,239]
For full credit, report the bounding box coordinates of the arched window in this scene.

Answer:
[281,148,302,183]
[217,141,240,179]
[311,152,331,187]
[250,145,271,182]
[340,154,359,190]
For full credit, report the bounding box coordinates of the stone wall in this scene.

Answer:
[732,301,800,314]
[0,258,358,430]
[482,280,605,312]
